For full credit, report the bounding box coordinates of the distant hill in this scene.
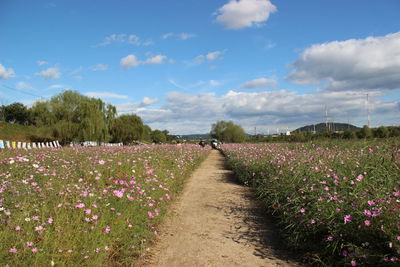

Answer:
[293,122,359,133]
[178,134,210,140]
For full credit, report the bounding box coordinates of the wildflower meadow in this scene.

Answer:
[222,140,400,266]
[0,144,209,266]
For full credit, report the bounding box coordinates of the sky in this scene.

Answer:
[1,0,400,134]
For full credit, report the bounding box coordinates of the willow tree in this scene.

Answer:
[210,120,247,143]
[31,90,116,143]
[110,114,146,144]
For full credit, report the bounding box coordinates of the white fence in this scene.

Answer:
[69,141,123,147]
[0,140,61,150]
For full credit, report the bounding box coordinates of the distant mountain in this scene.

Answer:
[177,134,210,140]
[293,122,359,133]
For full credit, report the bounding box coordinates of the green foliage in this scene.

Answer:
[30,91,116,143]
[210,120,246,143]
[223,140,400,266]
[357,125,373,139]
[151,130,167,143]
[3,102,31,124]
[110,114,145,144]
[0,145,209,266]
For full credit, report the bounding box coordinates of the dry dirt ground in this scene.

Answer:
[138,149,302,267]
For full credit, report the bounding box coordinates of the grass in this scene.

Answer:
[0,144,209,266]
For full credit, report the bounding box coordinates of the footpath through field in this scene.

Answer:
[140,149,302,267]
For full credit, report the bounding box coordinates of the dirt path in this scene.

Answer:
[140,150,302,267]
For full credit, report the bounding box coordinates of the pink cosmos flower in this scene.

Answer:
[98,160,105,165]
[31,248,38,253]
[92,215,99,220]
[367,200,376,206]
[147,211,154,218]
[326,236,334,241]
[75,203,85,209]
[364,220,372,227]
[26,242,34,247]
[9,248,17,253]
[356,174,364,182]
[351,259,357,266]
[48,217,53,224]
[363,210,372,217]
[85,209,91,215]
[344,215,352,224]
[103,225,111,233]
[113,190,123,198]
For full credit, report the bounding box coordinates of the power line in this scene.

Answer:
[1,84,45,99]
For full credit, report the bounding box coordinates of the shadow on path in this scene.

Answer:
[215,152,302,264]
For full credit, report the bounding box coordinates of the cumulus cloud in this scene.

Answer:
[95,33,152,47]
[121,54,168,68]
[36,60,48,66]
[85,92,128,99]
[120,89,397,134]
[120,55,140,69]
[117,97,159,114]
[36,67,61,80]
[0,64,15,79]
[190,50,227,65]
[91,64,109,71]
[144,55,167,64]
[215,0,277,30]
[287,32,400,92]
[238,77,277,89]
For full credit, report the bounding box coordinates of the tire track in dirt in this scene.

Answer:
[139,149,302,267]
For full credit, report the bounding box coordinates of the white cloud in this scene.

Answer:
[70,66,83,75]
[91,64,109,71]
[209,80,220,87]
[215,0,277,30]
[121,54,140,69]
[141,96,159,105]
[36,67,61,80]
[179,33,196,40]
[95,33,152,47]
[144,55,167,64]
[120,89,397,134]
[239,77,277,89]
[117,97,159,114]
[121,54,168,68]
[85,92,128,99]
[287,32,400,92]
[0,64,15,79]
[16,81,34,90]
[206,50,226,61]
[47,84,71,90]
[189,50,227,65]
[161,32,196,40]
[36,60,48,66]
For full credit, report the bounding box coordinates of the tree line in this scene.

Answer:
[0,91,171,144]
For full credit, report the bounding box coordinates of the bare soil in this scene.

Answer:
[138,149,303,267]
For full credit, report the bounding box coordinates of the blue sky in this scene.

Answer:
[1,0,400,134]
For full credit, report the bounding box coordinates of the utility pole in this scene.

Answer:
[325,105,329,131]
[367,93,370,127]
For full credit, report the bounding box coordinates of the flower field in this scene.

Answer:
[0,144,209,266]
[222,141,400,266]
